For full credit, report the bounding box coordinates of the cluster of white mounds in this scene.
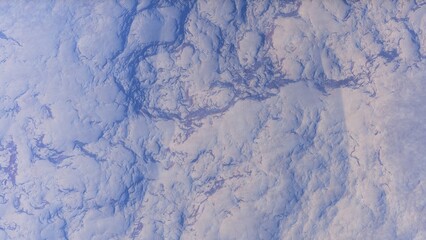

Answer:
[0,0,424,239]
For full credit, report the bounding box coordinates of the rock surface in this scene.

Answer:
[0,0,425,239]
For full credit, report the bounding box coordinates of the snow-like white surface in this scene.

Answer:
[0,0,425,239]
